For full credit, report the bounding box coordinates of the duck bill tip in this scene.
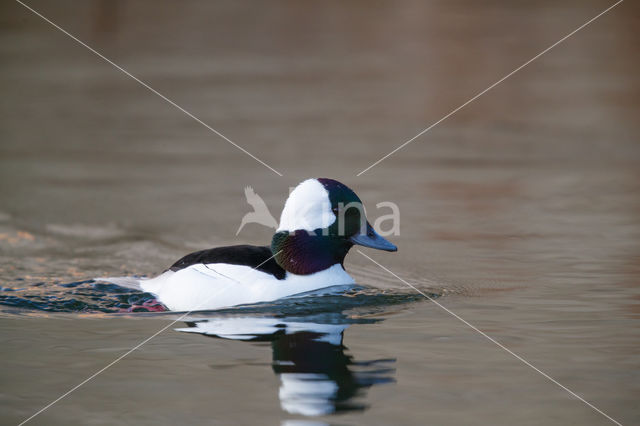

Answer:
[349,227,397,252]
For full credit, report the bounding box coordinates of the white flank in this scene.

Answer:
[138,263,354,312]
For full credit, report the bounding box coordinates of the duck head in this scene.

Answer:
[271,178,397,275]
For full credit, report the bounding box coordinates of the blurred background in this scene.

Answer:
[1,0,639,425]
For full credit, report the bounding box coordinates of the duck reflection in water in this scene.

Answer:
[176,314,395,416]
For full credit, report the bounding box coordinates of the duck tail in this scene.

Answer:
[95,276,143,291]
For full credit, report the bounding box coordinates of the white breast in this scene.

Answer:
[140,263,354,312]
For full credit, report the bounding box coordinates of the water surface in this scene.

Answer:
[1,0,639,425]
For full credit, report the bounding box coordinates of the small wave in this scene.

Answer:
[0,277,439,316]
[0,279,164,313]
[193,286,437,318]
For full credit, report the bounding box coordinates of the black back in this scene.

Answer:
[169,245,286,280]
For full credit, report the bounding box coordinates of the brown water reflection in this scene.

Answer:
[1,0,639,425]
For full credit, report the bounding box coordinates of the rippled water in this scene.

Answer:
[0,280,160,313]
[0,278,430,314]
[2,0,639,425]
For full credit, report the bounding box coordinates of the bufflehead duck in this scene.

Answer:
[133,178,397,311]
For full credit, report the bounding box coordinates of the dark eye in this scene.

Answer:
[332,207,339,214]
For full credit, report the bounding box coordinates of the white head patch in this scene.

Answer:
[277,179,336,232]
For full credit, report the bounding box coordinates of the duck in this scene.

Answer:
[120,178,397,311]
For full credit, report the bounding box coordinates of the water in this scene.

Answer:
[1,0,639,425]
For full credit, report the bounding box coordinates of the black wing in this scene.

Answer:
[169,244,286,280]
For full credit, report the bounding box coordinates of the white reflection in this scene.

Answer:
[176,315,394,416]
